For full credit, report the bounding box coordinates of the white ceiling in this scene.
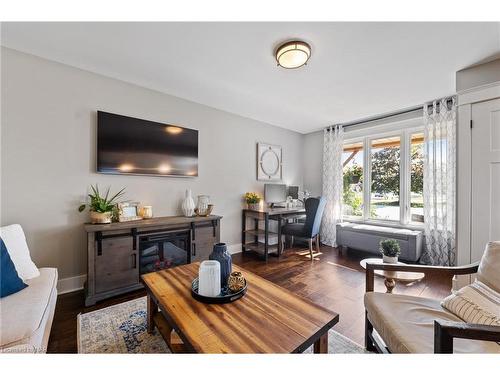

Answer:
[2,22,500,133]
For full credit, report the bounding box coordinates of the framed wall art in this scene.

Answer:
[256,143,282,181]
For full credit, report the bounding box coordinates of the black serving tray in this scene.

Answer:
[191,278,247,304]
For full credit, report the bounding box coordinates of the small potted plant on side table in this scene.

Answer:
[78,184,125,224]
[244,192,261,211]
[380,238,401,264]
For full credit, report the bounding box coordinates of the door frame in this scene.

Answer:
[456,81,500,267]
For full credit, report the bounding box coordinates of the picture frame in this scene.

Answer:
[117,202,143,222]
[257,142,282,181]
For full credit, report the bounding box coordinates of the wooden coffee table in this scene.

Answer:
[141,263,339,353]
[360,258,425,293]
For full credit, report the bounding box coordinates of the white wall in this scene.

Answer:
[0,47,304,280]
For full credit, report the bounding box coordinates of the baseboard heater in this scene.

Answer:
[336,222,423,262]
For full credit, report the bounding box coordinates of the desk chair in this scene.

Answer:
[281,197,326,261]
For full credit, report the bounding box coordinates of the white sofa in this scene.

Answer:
[0,225,58,353]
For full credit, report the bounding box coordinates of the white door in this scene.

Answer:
[471,98,500,262]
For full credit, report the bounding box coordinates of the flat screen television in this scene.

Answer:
[97,111,198,177]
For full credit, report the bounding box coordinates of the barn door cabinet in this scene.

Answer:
[84,215,221,306]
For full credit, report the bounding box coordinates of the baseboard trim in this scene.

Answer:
[57,274,86,295]
[227,243,242,255]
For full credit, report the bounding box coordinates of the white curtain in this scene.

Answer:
[321,125,344,247]
[421,97,457,266]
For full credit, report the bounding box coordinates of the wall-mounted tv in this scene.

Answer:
[97,111,198,177]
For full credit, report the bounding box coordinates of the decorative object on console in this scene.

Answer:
[117,202,143,222]
[197,260,221,297]
[78,184,125,224]
[209,243,232,289]
[227,271,246,293]
[380,238,401,263]
[195,195,210,216]
[181,189,195,217]
[244,192,261,210]
[257,143,282,181]
[140,205,153,219]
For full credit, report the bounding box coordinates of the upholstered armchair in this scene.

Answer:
[281,197,326,260]
[364,242,500,353]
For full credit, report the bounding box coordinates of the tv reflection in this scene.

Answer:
[99,152,198,177]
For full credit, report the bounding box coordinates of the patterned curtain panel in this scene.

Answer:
[321,125,344,247]
[421,97,457,266]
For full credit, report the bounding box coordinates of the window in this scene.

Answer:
[370,136,401,221]
[410,132,424,223]
[342,141,363,218]
[342,126,424,226]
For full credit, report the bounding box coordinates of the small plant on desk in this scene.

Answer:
[244,192,261,210]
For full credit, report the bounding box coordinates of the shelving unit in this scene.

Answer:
[241,206,306,261]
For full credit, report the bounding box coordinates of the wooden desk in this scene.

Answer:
[142,263,339,353]
[242,207,306,261]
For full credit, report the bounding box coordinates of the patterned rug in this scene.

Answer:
[78,297,367,354]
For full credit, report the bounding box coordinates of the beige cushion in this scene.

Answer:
[364,292,500,353]
[477,241,500,292]
[441,280,500,325]
[0,268,58,351]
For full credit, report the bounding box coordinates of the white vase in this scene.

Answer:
[182,189,195,217]
[198,260,221,297]
[383,255,398,264]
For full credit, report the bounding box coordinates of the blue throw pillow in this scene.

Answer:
[1,238,27,297]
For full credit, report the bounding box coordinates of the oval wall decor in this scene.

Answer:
[257,143,282,181]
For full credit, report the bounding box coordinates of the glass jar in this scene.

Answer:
[196,195,210,216]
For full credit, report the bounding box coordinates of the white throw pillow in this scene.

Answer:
[0,224,40,280]
[441,280,500,326]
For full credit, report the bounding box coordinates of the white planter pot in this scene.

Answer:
[383,255,398,264]
[182,189,195,217]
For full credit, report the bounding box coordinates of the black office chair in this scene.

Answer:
[281,196,327,261]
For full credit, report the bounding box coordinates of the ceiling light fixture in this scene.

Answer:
[275,40,311,69]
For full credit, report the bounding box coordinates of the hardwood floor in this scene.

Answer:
[47,245,452,353]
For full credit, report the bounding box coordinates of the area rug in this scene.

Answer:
[78,297,367,354]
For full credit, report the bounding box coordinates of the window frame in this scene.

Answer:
[342,123,424,229]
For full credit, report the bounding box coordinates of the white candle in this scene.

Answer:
[198,260,221,297]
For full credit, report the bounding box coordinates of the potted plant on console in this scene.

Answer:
[78,184,125,224]
[380,238,401,264]
[244,192,261,211]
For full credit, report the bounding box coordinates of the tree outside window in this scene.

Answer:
[341,129,424,225]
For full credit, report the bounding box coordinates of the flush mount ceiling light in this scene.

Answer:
[275,40,311,69]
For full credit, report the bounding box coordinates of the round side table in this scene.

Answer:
[360,258,425,293]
